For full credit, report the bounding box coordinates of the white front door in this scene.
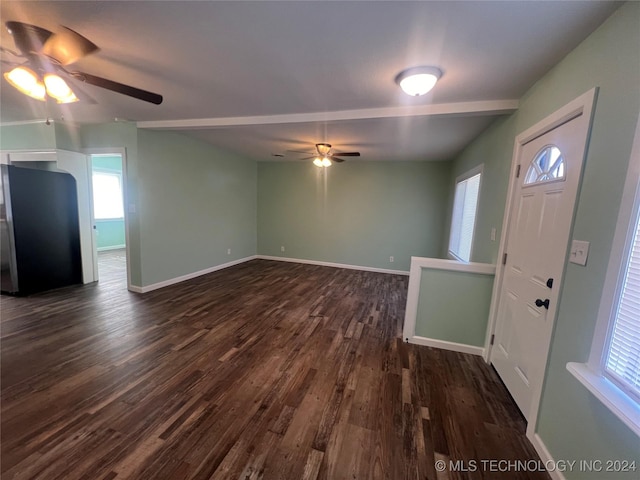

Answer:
[490,108,591,420]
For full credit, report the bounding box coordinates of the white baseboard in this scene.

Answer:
[129,254,407,294]
[97,244,126,252]
[407,335,485,356]
[257,255,409,276]
[130,255,257,293]
[530,433,566,480]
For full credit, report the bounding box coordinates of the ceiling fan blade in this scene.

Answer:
[62,74,98,104]
[69,71,163,104]
[286,149,315,155]
[6,21,53,56]
[330,156,346,163]
[333,152,360,157]
[42,26,99,66]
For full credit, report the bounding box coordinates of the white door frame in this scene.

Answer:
[484,88,598,438]
[84,147,133,291]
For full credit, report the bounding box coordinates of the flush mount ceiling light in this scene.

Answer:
[395,66,442,96]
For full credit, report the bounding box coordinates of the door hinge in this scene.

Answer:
[490,334,495,346]
[516,164,521,178]
[502,253,508,265]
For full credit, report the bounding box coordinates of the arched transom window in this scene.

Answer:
[524,145,565,185]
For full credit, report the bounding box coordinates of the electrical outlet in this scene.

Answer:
[491,228,496,241]
[227,248,231,255]
[389,256,394,263]
[281,246,285,252]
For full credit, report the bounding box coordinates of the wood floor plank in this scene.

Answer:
[1,252,549,479]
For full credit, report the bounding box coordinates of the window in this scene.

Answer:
[449,166,482,262]
[605,210,640,401]
[567,120,640,437]
[92,171,124,219]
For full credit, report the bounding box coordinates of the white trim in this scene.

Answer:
[588,111,640,373]
[131,255,258,293]
[0,119,51,127]
[97,244,126,252]
[137,100,519,130]
[485,88,598,360]
[8,151,59,163]
[485,93,598,352]
[402,255,496,352]
[407,335,485,357]
[85,148,132,291]
[563,110,640,438]
[406,256,496,275]
[127,285,144,294]
[530,434,566,480]
[257,255,409,275]
[483,88,598,441]
[567,363,640,437]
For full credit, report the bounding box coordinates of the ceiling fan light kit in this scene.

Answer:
[306,144,360,167]
[313,157,332,168]
[395,66,442,96]
[43,73,79,103]
[3,21,163,105]
[4,67,79,103]
[3,66,46,101]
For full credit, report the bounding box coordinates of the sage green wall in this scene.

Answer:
[136,129,257,286]
[0,123,56,150]
[449,2,640,475]
[257,161,451,272]
[53,123,82,151]
[95,220,126,249]
[443,116,517,264]
[415,269,494,346]
[92,155,126,250]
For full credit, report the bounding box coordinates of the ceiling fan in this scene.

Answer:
[292,143,361,167]
[1,21,163,105]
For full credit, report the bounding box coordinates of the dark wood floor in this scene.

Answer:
[1,256,548,480]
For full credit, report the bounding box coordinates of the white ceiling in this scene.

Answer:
[0,1,621,162]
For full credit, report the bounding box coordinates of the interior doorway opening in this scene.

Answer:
[89,152,129,288]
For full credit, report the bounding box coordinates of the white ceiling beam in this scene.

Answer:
[137,99,518,130]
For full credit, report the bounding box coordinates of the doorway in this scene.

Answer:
[487,89,597,435]
[89,152,129,288]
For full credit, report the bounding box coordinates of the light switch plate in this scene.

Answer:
[570,240,590,266]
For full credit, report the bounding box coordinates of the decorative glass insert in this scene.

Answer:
[524,145,565,185]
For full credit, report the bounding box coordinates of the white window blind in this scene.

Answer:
[449,172,481,262]
[93,171,124,219]
[605,207,640,401]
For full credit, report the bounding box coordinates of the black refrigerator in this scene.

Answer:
[0,164,83,295]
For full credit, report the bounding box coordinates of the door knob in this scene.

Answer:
[546,278,553,289]
[535,298,550,309]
